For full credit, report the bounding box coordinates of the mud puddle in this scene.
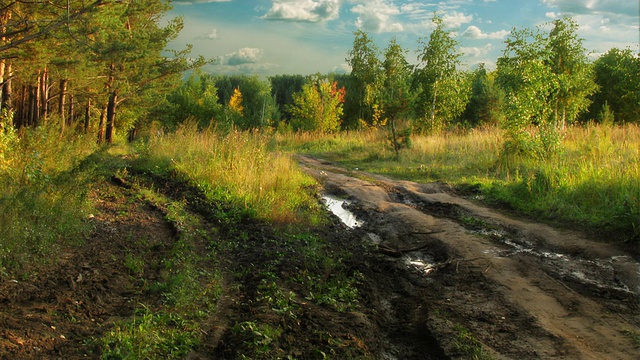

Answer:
[475,227,640,298]
[322,194,364,228]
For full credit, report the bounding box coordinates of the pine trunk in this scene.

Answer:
[84,99,91,133]
[97,105,106,144]
[59,79,67,132]
[39,69,48,123]
[0,62,10,113]
[67,93,74,129]
[105,92,117,143]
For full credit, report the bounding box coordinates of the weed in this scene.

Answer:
[453,324,494,360]
[623,329,640,348]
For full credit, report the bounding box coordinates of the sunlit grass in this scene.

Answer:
[140,122,323,226]
[0,123,98,276]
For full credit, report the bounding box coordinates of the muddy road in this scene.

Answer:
[297,154,640,359]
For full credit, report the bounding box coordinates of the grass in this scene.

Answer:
[100,186,223,359]
[0,123,98,276]
[137,122,323,227]
[453,324,495,360]
[277,123,640,242]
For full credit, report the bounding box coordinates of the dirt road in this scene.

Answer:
[297,154,640,359]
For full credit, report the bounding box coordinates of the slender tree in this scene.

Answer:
[346,29,382,127]
[546,16,597,129]
[381,37,414,156]
[413,15,469,133]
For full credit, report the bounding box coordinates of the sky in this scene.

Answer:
[166,0,640,77]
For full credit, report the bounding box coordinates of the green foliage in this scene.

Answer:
[160,74,223,130]
[213,75,277,130]
[269,74,307,124]
[413,15,470,133]
[590,48,640,124]
[0,126,96,276]
[497,17,597,159]
[381,37,416,156]
[287,77,345,133]
[347,29,384,126]
[463,64,505,126]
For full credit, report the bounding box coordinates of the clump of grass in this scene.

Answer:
[101,307,201,360]
[139,122,322,226]
[453,324,495,360]
[0,123,97,276]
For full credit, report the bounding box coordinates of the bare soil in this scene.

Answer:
[297,154,640,359]
[0,154,638,359]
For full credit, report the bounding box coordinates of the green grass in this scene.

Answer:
[136,122,324,227]
[100,187,223,359]
[276,124,640,242]
[453,324,495,360]
[0,124,98,276]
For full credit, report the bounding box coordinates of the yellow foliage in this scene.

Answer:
[229,87,244,115]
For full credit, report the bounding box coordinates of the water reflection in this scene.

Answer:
[322,194,363,229]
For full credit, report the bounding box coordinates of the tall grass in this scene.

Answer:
[278,124,639,241]
[140,122,322,225]
[0,121,97,276]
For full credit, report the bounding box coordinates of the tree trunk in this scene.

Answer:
[390,115,399,157]
[59,79,67,132]
[128,127,137,142]
[28,85,38,127]
[430,80,438,129]
[1,62,12,113]
[105,91,117,143]
[39,68,48,123]
[97,105,106,144]
[84,99,91,133]
[67,93,74,129]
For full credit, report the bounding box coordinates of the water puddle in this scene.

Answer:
[478,230,639,296]
[322,194,363,229]
[404,254,436,275]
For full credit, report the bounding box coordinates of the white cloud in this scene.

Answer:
[263,0,341,22]
[197,28,219,40]
[441,11,473,28]
[351,0,403,33]
[461,43,493,57]
[224,47,265,65]
[461,25,509,39]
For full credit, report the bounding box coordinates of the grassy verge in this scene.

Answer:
[136,122,322,227]
[0,124,98,277]
[277,124,640,242]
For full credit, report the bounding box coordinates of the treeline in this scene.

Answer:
[0,0,203,142]
[159,16,639,157]
[1,4,638,150]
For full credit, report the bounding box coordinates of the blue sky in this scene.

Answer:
[167,0,640,77]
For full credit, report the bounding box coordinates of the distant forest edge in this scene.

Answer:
[0,1,639,145]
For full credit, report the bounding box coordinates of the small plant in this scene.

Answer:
[124,253,144,276]
[453,324,494,360]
